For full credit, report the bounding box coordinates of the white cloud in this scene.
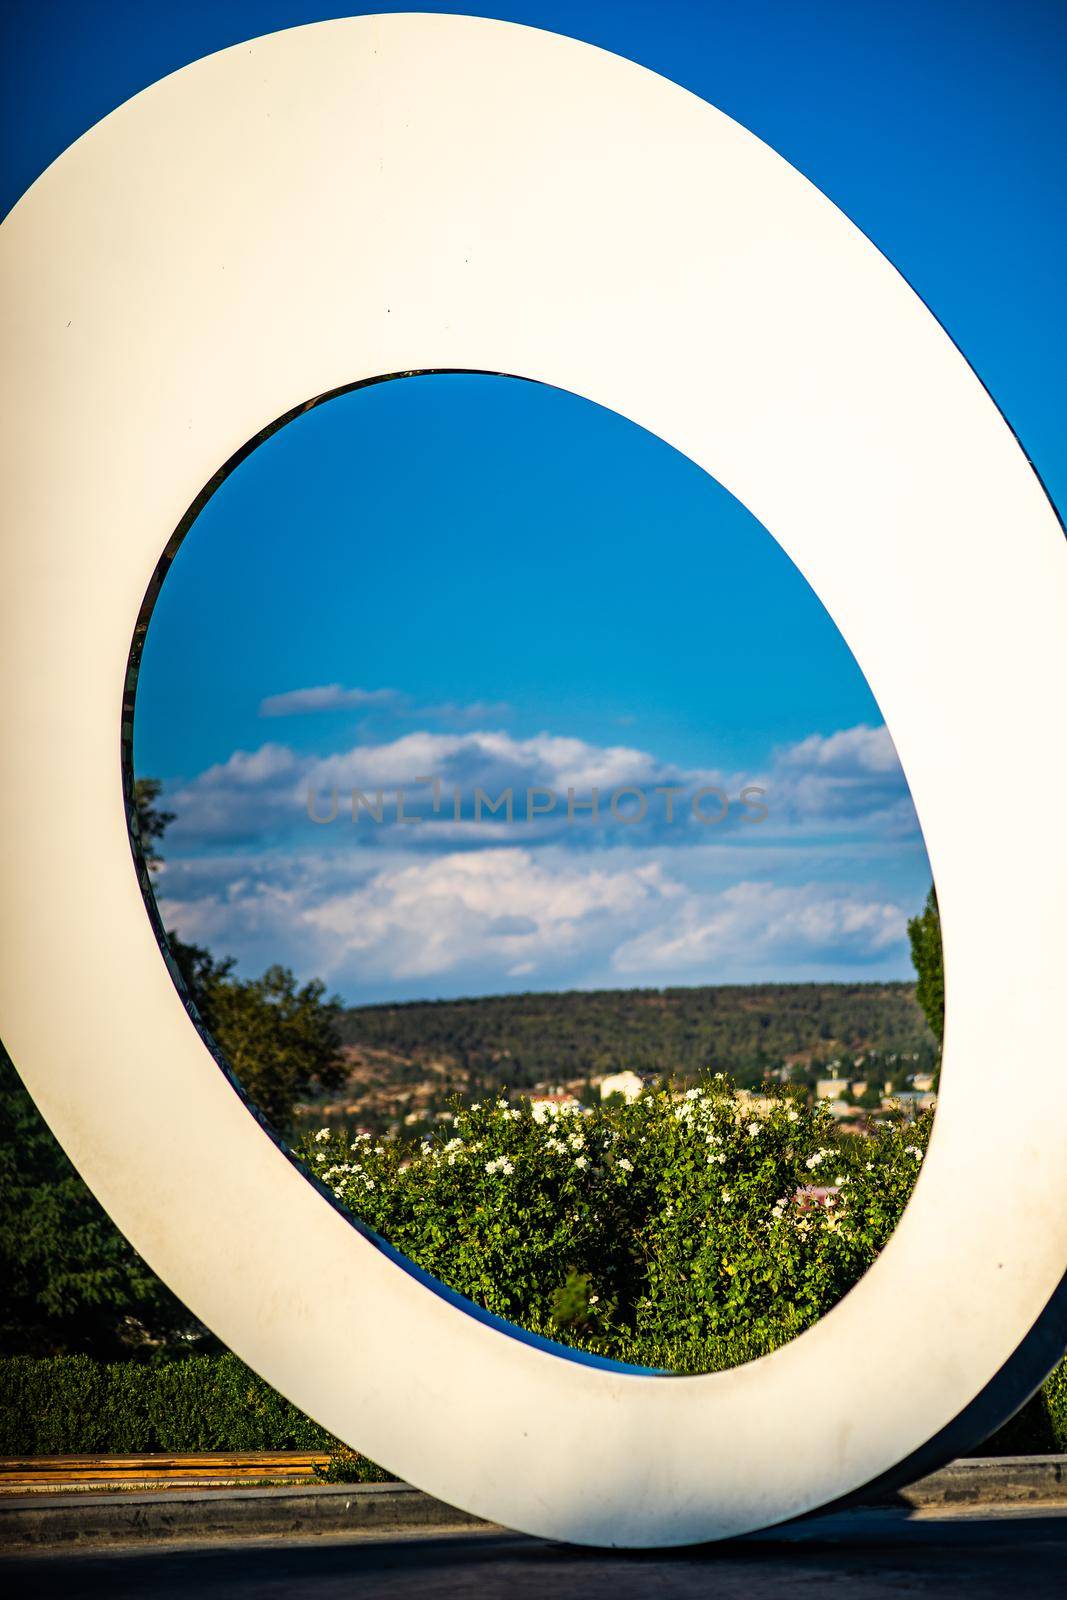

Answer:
[259,683,512,725]
[260,684,403,716]
[151,718,925,996]
[778,723,900,775]
[612,879,906,978]
[157,842,912,999]
[410,700,512,724]
[769,723,915,836]
[165,719,916,851]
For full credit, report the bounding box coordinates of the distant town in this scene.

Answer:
[297,981,940,1139]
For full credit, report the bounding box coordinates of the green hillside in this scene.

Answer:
[338,982,938,1092]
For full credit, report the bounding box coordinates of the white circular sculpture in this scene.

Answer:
[1,13,1065,1548]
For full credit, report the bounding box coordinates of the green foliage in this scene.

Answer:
[0,1047,201,1358]
[132,777,175,873]
[980,1386,1060,1456]
[131,778,347,1134]
[299,1079,936,1360]
[908,886,945,1044]
[337,982,937,1094]
[549,1269,601,1337]
[312,1444,394,1484]
[0,1353,337,1455]
[630,1091,931,1353]
[169,938,347,1133]
[1045,1359,1067,1451]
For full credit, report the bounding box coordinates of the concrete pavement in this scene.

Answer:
[3,1505,1067,1599]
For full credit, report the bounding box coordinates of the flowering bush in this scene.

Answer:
[299,1077,934,1372]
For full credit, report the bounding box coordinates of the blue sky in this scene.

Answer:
[5,3,1064,1004]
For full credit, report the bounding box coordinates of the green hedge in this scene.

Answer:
[0,1354,335,1456]
[1044,1359,1067,1450]
[981,1381,1062,1456]
[2,1349,1064,1462]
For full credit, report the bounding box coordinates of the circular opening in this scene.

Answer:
[128,371,940,1379]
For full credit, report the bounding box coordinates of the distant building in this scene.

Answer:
[881,1088,933,1119]
[851,1080,868,1098]
[600,1070,644,1104]
[912,1072,936,1093]
[815,1079,844,1100]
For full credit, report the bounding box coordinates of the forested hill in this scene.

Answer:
[338,982,937,1090]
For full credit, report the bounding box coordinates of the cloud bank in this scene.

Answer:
[150,719,928,1001]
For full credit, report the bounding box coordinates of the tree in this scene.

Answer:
[908,886,944,1044]
[132,777,175,872]
[169,938,347,1132]
[135,780,348,1132]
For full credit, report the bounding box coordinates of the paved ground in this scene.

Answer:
[3,1505,1066,1599]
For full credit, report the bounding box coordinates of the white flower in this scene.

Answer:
[470,1103,481,1112]
[806,1151,825,1170]
[617,1157,633,1173]
[568,1133,585,1152]
[905,1145,922,1159]
[685,1087,702,1101]
[786,1109,799,1123]
[771,1203,785,1219]
[314,1152,326,1163]
[865,1161,874,1171]
[314,1127,331,1143]
[575,1155,588,1171]
[721,1188,732,1201]
[747,1122,761,1138]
